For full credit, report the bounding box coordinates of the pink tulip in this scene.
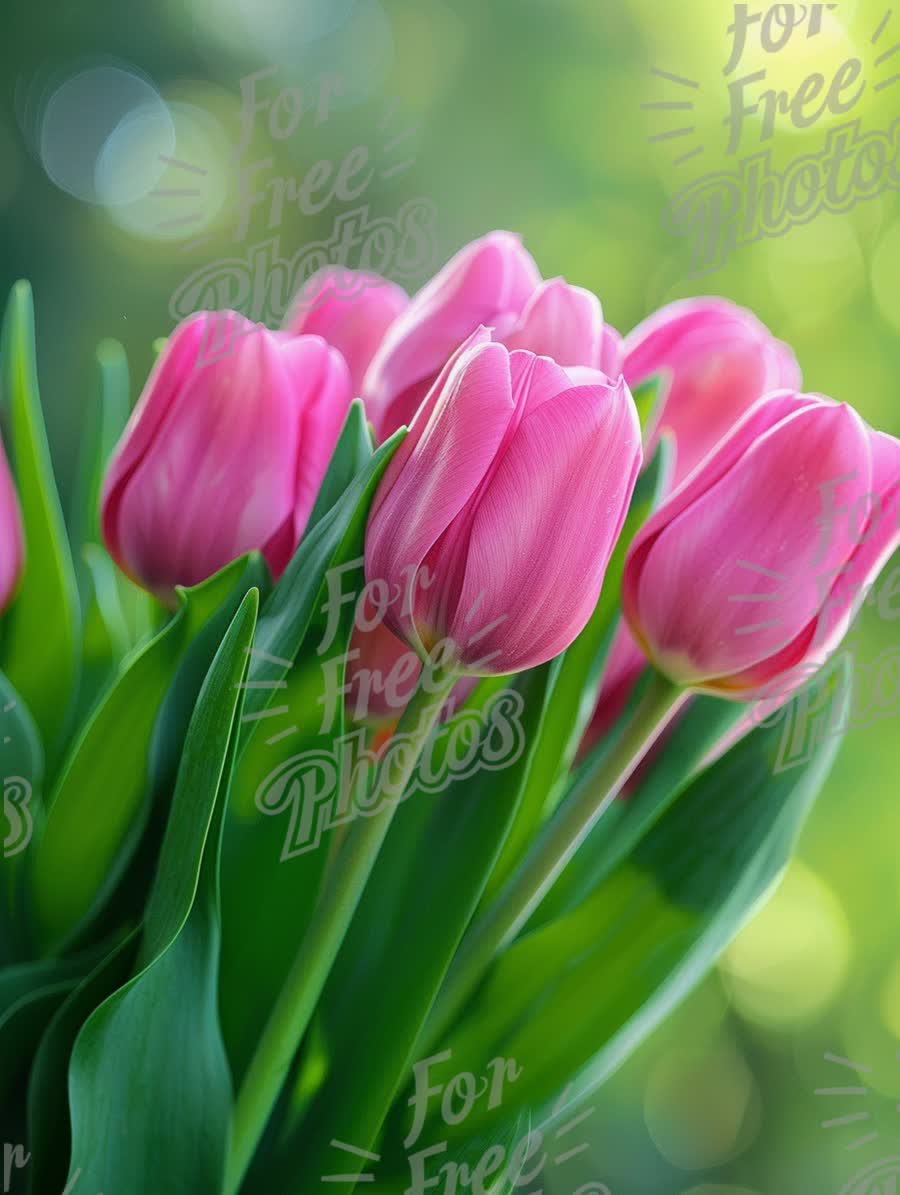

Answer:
[365,329,642,675]
[623,391,900,697]
[102,311,351,601]
[0,438,23,612]
[284,268,408,397]
[624,298,801,487]
[582,299,800,748]
[362,232,542,438]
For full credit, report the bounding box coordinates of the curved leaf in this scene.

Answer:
[0,281,80,758]
[219,426,403,1082]
[66,589,258,1194]
[29,555,263,953]
[27,933,139,1195]
[417,657,852,1141]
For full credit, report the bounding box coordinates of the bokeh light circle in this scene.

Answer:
[36,64,175,204]
[719,862,851,1028]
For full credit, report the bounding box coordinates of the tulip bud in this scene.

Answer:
[284,268,408,397]
[101,311,351,601]
[623,391,900,697]
[624,298,801,487]
[362,231,542,438]
[365,330,642,675]
[0,437,24,612]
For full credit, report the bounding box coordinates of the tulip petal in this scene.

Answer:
[114,325,303,592]
[444,378,641,673]
[501,279,605,368]
[0,438,23,610]
[624,298,802,485]
[368,327,494,524]
[284,269,408,395]
[363,231,540,429]
[599,325,624,377]
[630,402,874,686]
[101,312,219,569]
[365,341,515,653]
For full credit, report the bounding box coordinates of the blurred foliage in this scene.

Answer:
[2,0,899,1191]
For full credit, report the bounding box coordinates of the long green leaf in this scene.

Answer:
[219,424,402,1082]
[69,339,138,716]
[29,555,263,953]
[66,589,258,1193]
[0,281,80,757]
[0,941,113,1108]
[415,657,851,1142]
[27,933,139,1195]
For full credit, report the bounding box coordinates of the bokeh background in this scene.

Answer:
[2,1,899,1191]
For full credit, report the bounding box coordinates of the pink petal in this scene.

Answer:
[445,378,641,673]
[362,231,540,429]
[113,325,302,593]
[624,298,802,486]
[0,438,23,611]
[500,278,605,367]
[284,269,408,396]
[631,401,874,687]
[365,341,516,653]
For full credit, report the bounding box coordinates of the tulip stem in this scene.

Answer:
[225,667,458,1195]
[419,670,686,1054]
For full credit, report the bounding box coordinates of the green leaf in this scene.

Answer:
[66,589,259,1194]
[29,555,263,953]
[306,399,373,533]
[0,672,42,961]
[68,339,130,576]
[426,657,851,1140]
[27,933,139,1195]
[67,340,137,716]
[0,942,113,1108]
[219,427,403,1082]
[0,281,80,756]
[263,664,556,1194]
[632,373,669,435]
[484,439,673,902]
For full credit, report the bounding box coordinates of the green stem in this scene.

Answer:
[420,670,686,1054]
[225,668,457,1194]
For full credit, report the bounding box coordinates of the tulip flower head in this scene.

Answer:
[365,329,642,676]
[0,436,23,613]
[102,311,351,601]
[624,298,801,487]
[582,298,799,749]
[623,391,900,697]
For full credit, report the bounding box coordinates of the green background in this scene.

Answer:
[2,1,898,1191]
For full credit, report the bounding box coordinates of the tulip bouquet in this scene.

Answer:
[1,232,898,1195]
